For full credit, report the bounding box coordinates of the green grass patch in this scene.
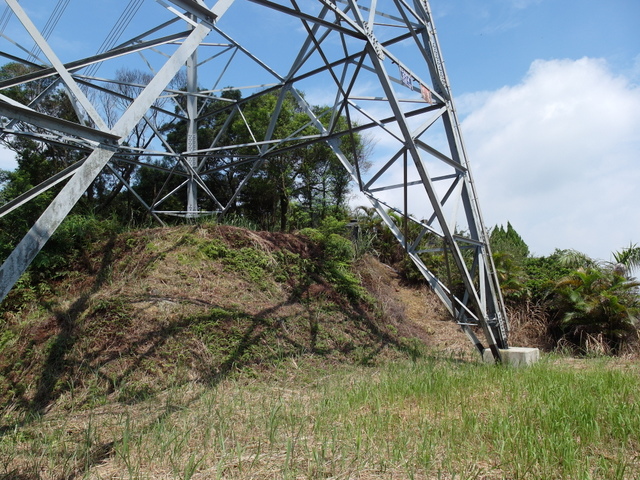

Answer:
[1,356,639,479]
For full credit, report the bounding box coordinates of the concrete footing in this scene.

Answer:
[482,346,540,366]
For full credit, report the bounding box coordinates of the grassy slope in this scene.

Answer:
[0,224,459,413]
[1,225,639,479]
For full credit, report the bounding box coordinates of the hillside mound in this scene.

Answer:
[0,224,470,413]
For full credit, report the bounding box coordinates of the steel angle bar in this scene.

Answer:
[284,3,336,82]
[74,78,186,122]
[0,31,190,90]
[209,24,283,82]
[201,105,239,161]
[112,17,182,51]
[460,324,485,355]
[0,78,60,135]
[6,0,107,130]
[156,0,199,28]
[431,173,458,182]
[408,251,454,310]
[443,175,464,234]
[414,139,467,173]
[221,156,266,214]
[179,160,225,211]
[364,149,405,190]
[346,101,442,140]
[0,49,41,69]
[452,235,486,248]
[265,87,301,139]
[154,210,219,216]
[0,159,85,218]
[164,0,222,24]
[105,163,166,226]
[333,0,418,28]
[197,46,238,98]
[345,100,404,143]
[0,129,91,156]
[153,179,189,208]
[368,179,424,193]
[411,106,447,139]
[0,22,214,304]
[0,100,119,145]
[236,108,260,151]
[189,135,316,156]
[362,193,442,239]
[198,157,260,175]
[328,53,363,134]
[410,225,432,252]
[287,89,359,181]
[139,115,180,155]
[0,30,47,65]
[248,0,365,39]
[363,0,378,26]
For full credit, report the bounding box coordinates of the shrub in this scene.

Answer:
[551,267,640,353]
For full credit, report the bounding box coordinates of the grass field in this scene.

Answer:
[1,226,638,478]
[2,352,639,479]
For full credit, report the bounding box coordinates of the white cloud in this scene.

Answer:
[462,57,640,261]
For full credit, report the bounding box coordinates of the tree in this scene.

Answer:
[0,62,84,251]
[552,267,640,352]
[159,88,366,231]
[489,222,530,299]
[490,222,529,263]
[612,243,640,278]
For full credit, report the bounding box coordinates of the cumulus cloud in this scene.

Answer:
[461,57,640,260]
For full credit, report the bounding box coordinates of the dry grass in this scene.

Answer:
[2,355,640,479]
[3,225,638,479]
[0,225,469,413]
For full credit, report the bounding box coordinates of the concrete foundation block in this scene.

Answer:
[482,346,540,366]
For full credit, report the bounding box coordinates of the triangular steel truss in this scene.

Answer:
[0,0,509,359]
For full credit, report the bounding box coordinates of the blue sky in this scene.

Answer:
[429,0,640,261]
[1,0,639,261]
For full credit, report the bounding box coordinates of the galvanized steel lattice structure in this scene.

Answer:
[0,0,509,359]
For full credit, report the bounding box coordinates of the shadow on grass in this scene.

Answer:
[0,226,460,478]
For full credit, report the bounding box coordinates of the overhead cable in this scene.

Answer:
[83,0,145,79]
[28,0,72,62]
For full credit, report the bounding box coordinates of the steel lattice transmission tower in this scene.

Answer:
[0,0,509,359]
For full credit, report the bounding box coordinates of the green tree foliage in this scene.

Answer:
[489,223,531,299]
[1,62,363,236]
[612,242,640,278]
[158,89,361,231]
[0,63,85,252]
[523,251,572,301]
[552,267,640,352]
[487,221,639,354]
[490,222,529,263]
[299,217,366,301]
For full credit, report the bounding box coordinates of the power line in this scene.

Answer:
[28,0,72,62]
[0,5,13,36]
[83,0,145,79]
